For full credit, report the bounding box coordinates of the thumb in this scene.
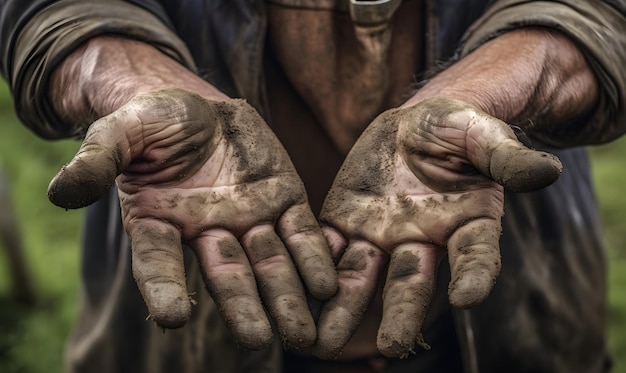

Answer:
[48,112,136,209]
[467,113,562,192]
[487,139,562,192]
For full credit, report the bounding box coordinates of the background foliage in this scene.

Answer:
[0,81,624,372]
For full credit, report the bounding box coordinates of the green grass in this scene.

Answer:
[0,78,624,372]
[590,139,626,371]
[0,81,82,373]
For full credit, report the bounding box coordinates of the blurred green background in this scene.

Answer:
[0,80,624,372]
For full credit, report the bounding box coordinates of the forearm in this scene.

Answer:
[404,28,598,132]
[3,0,198,139]
[49,36,228,128]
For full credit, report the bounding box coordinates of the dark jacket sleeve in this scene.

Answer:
[0,0,196,139]
[457,0,626,147]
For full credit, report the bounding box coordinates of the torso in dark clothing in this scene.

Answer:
[265,0,423,212]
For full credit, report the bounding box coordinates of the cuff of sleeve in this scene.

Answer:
[11,0,197,139]
[457,0,626,147]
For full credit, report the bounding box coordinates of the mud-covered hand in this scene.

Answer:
[314,97,562,358]
[47,88,337,350]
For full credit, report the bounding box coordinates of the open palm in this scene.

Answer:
[48,89,337,351]
[315,97,562,358]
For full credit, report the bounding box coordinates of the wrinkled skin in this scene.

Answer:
[48,88,338,350]
[314,97,562,359]
[39,26,595,365]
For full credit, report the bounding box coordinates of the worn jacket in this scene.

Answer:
[1,0,625,372]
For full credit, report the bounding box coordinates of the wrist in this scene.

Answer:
[403,28,598,128]
[49,36,228,126]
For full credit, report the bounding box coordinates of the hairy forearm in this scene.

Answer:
[404,28,598,130]
[49,36,228,127]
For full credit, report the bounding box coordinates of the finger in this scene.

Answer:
[377,243,443,358]
[465,112,562,192]
[447,218,502,308]
[322,226,348,262]
[313,240,387,359]
[48,110,138,209]
[242,225,316,350]
[278,204,338,300]
[488,140,562,192]
[129,218,190,328]
[192,229,273,350]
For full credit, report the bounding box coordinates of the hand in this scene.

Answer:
[314,97,562,358]
[47,88,337,350]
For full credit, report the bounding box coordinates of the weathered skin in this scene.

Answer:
[44,27,598,363]
[314,97,562,359]
[48,88,338,350]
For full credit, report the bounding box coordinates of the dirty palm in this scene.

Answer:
[47,88,561,357]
